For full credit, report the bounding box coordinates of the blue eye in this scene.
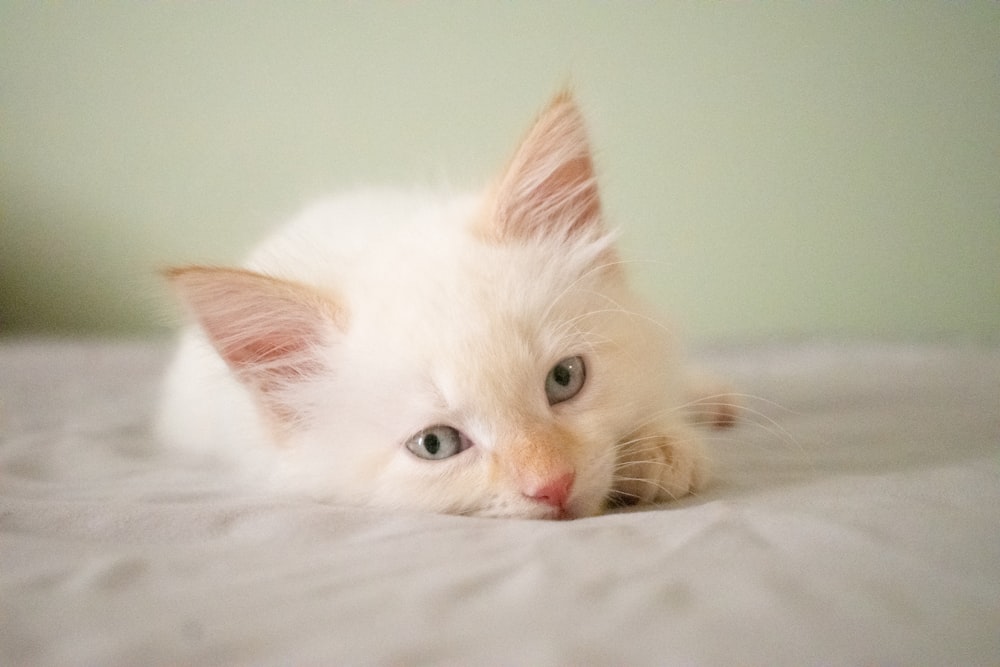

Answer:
[406,425,470,460]
[545,355,586,405]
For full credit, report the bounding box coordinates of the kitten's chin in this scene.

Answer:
[533,503,601,521]
[463,496,602,520]
[522,494,607,521]
[494,506,582,521]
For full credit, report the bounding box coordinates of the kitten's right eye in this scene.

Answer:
[406,425,470,461]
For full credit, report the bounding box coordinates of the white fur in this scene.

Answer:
[158,96,726,519]
[159,189,710,518]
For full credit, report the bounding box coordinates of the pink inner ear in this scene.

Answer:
[224,330,314,374]
[490,91,602,242]
[166,266,343,415]
[534,151,600,230]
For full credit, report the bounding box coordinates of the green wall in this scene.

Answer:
[2,3,998,342]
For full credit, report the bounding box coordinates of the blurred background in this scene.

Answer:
[2,3,997,343]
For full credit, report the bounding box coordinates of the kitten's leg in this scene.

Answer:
[612,422,708,506]
[684,368,740,429]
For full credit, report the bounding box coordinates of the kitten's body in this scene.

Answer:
[158,94,734,519]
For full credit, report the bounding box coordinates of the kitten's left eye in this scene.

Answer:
[406,425,470,461]
[545,355,586,405]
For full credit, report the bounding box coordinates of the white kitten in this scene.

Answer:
[157,92,736,519]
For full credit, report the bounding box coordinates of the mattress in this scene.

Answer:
[1,339,998,665]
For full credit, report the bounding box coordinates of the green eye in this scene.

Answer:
[545,355,586,405]
[406,425,470,460]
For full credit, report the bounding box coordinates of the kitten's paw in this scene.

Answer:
[612,427,708,506]
[685,369,740,430]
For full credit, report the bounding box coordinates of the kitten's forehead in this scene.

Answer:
[357,203,609,327]
[353,258,558,394]
[341,197,621,417]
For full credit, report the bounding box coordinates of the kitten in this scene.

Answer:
[157,92,736,520]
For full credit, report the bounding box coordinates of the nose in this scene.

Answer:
[526,472,576,509]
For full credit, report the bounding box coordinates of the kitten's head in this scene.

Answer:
[168,92,684,519]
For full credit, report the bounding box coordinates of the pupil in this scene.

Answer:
[554,365,571,387]
[423,433,440,455]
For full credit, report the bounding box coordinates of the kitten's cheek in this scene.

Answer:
[570,493,608,519]
[556,482,608,519]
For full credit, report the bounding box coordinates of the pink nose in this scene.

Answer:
[527,472,575,509]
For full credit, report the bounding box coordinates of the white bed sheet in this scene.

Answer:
[1,340,998,665]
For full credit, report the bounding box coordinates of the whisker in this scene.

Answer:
[610,474,684,502]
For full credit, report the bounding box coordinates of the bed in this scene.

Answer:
[1,339,997,664]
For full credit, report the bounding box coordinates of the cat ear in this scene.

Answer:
[488,91,602,242]
[165,266,346,426]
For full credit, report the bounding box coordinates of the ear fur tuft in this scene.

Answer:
[165,266,345,425]
[488,90,602,242]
